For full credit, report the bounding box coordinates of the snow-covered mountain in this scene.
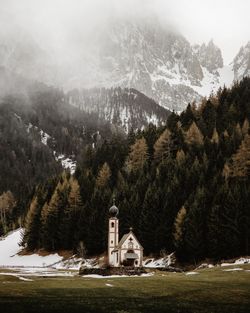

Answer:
[233,41,250,81]
[63,19,239,111]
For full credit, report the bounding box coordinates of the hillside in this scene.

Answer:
[67,87,170,132]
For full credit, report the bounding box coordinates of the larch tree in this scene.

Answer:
[22,197,41,250]
[211,128,219,144]
[96,162,111,188]
[153,128,171,162]
[185,121,204,145]
[242,118,249,136]
[125,137,148,173]
[173,206,187,248]
[228,134,250,178]
[0,191,16,233]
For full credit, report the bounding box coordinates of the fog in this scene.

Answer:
[0,0,249,91]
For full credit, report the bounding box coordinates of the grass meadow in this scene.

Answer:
[0,265,249,313]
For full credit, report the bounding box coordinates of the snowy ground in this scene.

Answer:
[0,229,63,268]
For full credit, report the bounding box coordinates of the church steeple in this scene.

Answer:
[108,200,119,266]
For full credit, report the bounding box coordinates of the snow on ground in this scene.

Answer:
[105,283,113,287]
[40,130,51,146]
[185,272,199,275]
[143,253,175,268]
[0,229,63,267]
[54,153,76,175]
[82,273,154,279]
[221,258,250,267]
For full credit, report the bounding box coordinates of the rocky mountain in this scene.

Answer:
[67,87,170,132]
[233,41,250,81]
[63,18,237,111]
[193,40,223,73]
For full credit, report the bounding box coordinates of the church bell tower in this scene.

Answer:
[108,201,119,266]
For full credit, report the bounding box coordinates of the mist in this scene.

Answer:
[0,0,249,92]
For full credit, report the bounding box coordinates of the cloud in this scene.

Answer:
[0,0,249,64]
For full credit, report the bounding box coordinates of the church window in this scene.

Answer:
[128,242,134,249]
[111,240,113,244]
[116,253,118,263]
[111,222,114,228]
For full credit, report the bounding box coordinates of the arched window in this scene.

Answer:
[111,222,114,228]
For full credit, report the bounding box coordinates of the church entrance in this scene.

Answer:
[124,250,138,267]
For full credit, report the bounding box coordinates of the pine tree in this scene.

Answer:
[62,178,83,249]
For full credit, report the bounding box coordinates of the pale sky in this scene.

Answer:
[0,0,249,64]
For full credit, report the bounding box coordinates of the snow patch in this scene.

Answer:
[143,253,175,268]
[185,272,199,275]
[54,153,76,175]
[82,273,153,279]
[40,130,51,146]
[221,258,250,267]
[0,229,63,267]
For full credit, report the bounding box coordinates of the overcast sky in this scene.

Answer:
[0,0,249,64]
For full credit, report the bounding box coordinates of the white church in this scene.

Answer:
[108,202,143,267]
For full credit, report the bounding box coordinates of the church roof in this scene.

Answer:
[113,230,143,250]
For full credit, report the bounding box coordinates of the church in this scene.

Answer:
[108,202,143,267]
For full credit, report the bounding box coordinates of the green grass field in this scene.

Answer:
[0,265,249,313]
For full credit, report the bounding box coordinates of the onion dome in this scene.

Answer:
[109,198,119,217]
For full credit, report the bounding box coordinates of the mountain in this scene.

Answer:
[63,18,236,111]
[0,82,170,214]
[67,87,170,132]
[233,41,250,81]
[0,17,249,112]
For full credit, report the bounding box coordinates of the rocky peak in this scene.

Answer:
[233,41,250,80]
[194,40,223,73]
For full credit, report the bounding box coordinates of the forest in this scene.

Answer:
[2,78,250,262]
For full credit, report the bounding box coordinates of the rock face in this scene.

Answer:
[233,41,250,81]
[194,40,223,73]
[66,18,234,111]
[67,87,170,132]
